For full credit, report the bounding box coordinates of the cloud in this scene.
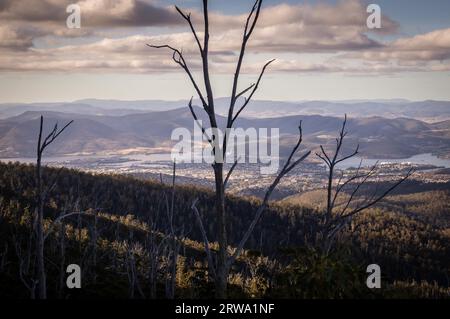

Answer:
[338,27,450,74]
[0,0,396,53]
[185,0,398,53]
[0,0,182,50]
[0,0,448,75]
[0,0,181,26]
[0,0,66,22]
[77,0,181,27]
[141,0,398,55]
[0,25,35,50]
[348,28,450,62]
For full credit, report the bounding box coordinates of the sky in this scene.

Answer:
[0,0,449,103]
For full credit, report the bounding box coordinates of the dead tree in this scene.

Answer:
[191,125,308,289]
[35,115,73,299]
[166,162,178,299]
[144,165,181,299]
[13,231,36,299]
[146,201,165,299]
[150,0,309,297]
[125,238,146,299]
[57,220,65,298]
[161,162,184,299]
[316,115,413,254]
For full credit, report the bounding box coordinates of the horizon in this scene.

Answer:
[2,97,450,105]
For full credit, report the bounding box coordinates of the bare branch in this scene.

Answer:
[40,123,58,152]
[338,163,378,217]
[191,199,216,279]
[231,59,275,125]
[330,114,348,165]
[342,168,413,219]
[331,160,363,209]
[175,6,203,54]
[228,0,265,129]
[317,115,413,254]
[282,123,306,172]
[147,44,209,110]
[200,0,216,121]
[236,84,255,100]
[318,145,332,167]
[44,210,89,241]
[227,121,310,268]
[283,151,311,176]
[39,119,73,154]
[188,97,212,144]
[41,166,65,202]
[336,144,360,164]
[224,158,240,189]
[245,0,263,39]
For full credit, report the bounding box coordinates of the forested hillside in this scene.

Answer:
[0,162,449,298]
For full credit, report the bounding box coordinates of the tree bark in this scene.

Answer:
[35,153,46,299]
[33,116,72,299]
[213,163,228,298]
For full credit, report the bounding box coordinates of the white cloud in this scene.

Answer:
[0,0,449,75]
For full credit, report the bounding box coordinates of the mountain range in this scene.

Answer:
[0,102,449,159]
[1,99,450,122]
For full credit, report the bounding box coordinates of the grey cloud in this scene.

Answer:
[0,0,182,51]
[0,0,447,75]
[0,0,181,26]
[343,28,450,63]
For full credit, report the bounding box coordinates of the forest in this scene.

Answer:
[1,0,449,301]
[0,161,449,299]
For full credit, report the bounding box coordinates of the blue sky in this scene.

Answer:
[0,0,449,103]
[166,0,450,34]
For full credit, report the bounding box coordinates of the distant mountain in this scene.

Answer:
[0,107,449,159]
[1,99,450,121]
[74,99,188,111]
[242,100,450,121]
[0,102,149,119]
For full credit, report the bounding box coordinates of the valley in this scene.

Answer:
[1,152,449,200]
[1,98,449,200]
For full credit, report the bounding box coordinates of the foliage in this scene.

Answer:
[0,162,449,298]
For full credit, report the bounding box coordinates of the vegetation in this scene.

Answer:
[0,162,449,299]
[149,0,310,298]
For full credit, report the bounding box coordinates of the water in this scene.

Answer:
[0,153,173,169]
[1,153,449,170]
[336,153,450,169]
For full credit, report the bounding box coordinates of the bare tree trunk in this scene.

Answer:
[214,163,228,298]
[35,137,46,299]
[149,0,309,298]
[316,115,412,254]
[163,162,183,299]
[58,222,65,299]
[0,243,7,273]
[147,223,158,299]
[34,115,73,299]
[91,213,98,284]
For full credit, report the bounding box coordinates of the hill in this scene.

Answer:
[1,108,449,159]
[0,162,449,298]
[2,99,450,121]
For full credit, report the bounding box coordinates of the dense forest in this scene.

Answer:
[0,162,449,298]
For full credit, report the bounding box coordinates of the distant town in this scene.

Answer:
[3,154,447,200]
